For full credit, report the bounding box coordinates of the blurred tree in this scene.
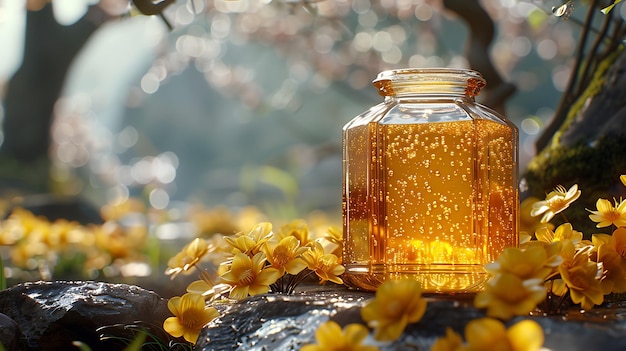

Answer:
[0,1,172,195]
[0,4,109,193]
[443,0,516,115]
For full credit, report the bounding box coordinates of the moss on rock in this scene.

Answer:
[521,134,626,237]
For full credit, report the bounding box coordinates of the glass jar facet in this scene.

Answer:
[342,68,519,293]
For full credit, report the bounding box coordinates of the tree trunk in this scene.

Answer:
[0,4,107,194]
[521,48,626,235]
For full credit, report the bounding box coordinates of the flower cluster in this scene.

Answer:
[431,318,544,351]
[476,177,626,318]
[302,278,546,351]
[163,220,344,344]
[301,278,428,351]
[0,206,149,280]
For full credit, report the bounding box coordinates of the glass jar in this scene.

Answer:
[342,68,518,294]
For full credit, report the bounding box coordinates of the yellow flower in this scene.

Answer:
[430,319,544,351]
[186,280,231,299]
[301,321,378,351]
[464,318,544,351]
[558,248,604,310]
[361,279,427,341]
[520,197,553,237]
[321,225,343,261]
[530,184,580,223]
[165,238,210,279]
[163,293,220,344]
[613,227,626,258]
[100,198,145,222]
[301,241,345,284]
[474,273,546,320]
[588,198,626,228]
[621,175,626,186]
[276,219,313,247]
[324,225,343,246]
[535,222,583,245]
[186,279,213,296]
[485,246,554,281]
[591,233,626,294]
[224,222,273,255]
[519,232,532,247]
[219,252,281,300]
[430,327,463,351]
[262,236,307,276]
[203,234,233,266]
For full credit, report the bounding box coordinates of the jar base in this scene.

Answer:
[343,263,489,294]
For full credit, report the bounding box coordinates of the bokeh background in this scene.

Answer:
[0,0,619,294]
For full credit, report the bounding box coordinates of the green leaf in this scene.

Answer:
[601,0,623,14]
[0,256,5,291]
[123,331,147,351]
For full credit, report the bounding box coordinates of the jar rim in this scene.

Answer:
[372,68,486,97]
[373,68,485,83]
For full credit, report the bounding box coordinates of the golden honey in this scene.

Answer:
[342,69,518,293]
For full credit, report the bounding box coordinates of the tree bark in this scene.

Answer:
[0,4,109,193]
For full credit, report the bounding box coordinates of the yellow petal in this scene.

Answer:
[464,318,508,350]
[507,319,544,351]
[183,328,201,345]
[315,321,343,347]
[202,307,221,323]
[167,296,182,316]
[163,317,184,337]
[186,280,213,295]
[284,258,307,275]
[599,198,614,212]
[406,297,427,323]
[230,285,250,300]
[360,300,381,324]
[431,328,463,351]
[540,211,555,223]
[535,227,553,242]
[614,228,626,257]
[300,345,322,351]
[257,267,281,286]
[230,253,253,276]
[180,293,206,312]
[373,315,408,341]
[248,283,270,296]
[343,323,370,345]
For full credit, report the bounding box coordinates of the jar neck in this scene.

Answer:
[373,68,486,100]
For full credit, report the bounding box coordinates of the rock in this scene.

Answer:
[0,281,172,351]
[196,285,483,351]
[0,313,19,351]
[197,285,626,351]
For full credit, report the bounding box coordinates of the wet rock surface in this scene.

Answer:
[0,312,19,351]
[197,285,626,351]
[1,281,626,350]
[0,281,172,351]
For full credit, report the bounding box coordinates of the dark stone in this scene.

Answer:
[0,313,19,351]
[0,281,172,351]
[197,285,626,351]
[196,286,482,351]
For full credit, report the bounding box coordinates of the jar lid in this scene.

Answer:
[373,68,486,97]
